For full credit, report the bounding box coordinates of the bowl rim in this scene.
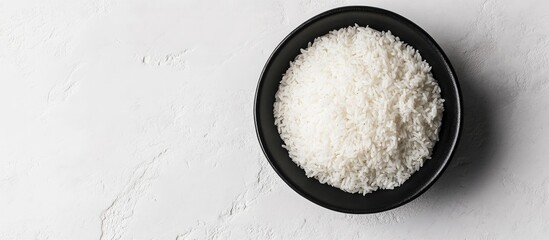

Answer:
[253,5,463,213]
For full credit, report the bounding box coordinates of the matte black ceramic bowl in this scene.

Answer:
[254,6,462,213]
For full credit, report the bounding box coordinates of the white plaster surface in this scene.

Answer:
[1,0,548,239]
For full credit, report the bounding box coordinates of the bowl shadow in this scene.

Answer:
[420,46,502,205]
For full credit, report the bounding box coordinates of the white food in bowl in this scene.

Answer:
[273,25,444,194]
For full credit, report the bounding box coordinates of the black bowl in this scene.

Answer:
[254,6,462,214]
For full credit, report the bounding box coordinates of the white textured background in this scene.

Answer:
[1,0,548,239]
